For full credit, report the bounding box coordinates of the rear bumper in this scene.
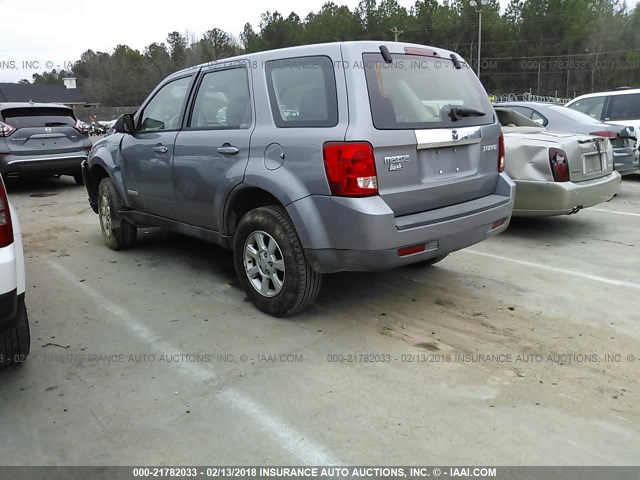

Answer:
[287,172,516,273]
[513,171,621,217]
[0,152,88,179]
[613,147,639,176]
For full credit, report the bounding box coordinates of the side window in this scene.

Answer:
[265,56,338,128]
[189,67,251,129]
[139,76,192,132]
[509,106,533,118]
[606,94,640,121]
[530,110,547,126]
[568,96,605,120]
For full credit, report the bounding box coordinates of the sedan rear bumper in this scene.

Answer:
[513,171,621,217]
[0,152,88,179]
[613,146,640,176]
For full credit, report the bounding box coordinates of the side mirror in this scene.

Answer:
[114,114,135,134]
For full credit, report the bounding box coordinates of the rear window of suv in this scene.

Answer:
[363,53,493,130]
[1,107,76,129]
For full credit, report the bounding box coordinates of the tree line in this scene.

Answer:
[24,0,640,106]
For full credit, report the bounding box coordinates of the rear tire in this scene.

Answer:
[98,177,137,250]
[0,298,30,370]
[233,206,322,317]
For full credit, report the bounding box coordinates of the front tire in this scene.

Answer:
[98,178,137,250]
[0,297,30,370]
[233,206,322,317]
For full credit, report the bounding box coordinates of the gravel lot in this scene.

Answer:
[1,173,639,466]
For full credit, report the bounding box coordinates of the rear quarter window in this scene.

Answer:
[265,56,338,128]
[1,107,76,128]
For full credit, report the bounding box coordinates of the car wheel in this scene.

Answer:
[410,254,448,268]
[0,297,30,370]
[233,206,322,317]
[98,177,137,250]
[73,172,84,185]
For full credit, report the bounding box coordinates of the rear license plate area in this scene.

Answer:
[418,146,473,180]
[583,153,603,175]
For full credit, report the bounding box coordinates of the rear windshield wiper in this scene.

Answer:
[448,107,486,122]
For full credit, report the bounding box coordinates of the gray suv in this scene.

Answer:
[82,41,515,316]
[0,102,91,183]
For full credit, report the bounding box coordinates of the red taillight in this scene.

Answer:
[589,130,617,138]
[74,119,90,134]
[0,176,14,248]
[0,121,16,137]
[323,142,378,197]
[498,134,505,173]
[398,244,426,257]
[491,218,506,229]
[404,47,439,57]
[549,148,569,182]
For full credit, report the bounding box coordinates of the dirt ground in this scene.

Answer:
[1,173,639,466]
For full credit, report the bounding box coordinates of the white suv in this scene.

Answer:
[0,175,29,369]
[566,88,640,144]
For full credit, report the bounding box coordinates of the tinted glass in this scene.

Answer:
[265,56,338,128]
[364,53,493,130]
[139,76,192,132]
[606,93,640,121]
[2,107,75,128]
[190,67,251,129]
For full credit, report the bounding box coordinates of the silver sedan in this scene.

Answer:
[498,101,639,175]
[495,107,621,217]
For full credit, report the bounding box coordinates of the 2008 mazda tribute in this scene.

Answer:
[82,41,516,316]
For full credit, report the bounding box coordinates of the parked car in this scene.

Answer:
[0,175,30,369]
[565,88,640,152]
[499,101,638,175]
[0,102,91,184]
[82,41,515,316]
[495,107,621,217]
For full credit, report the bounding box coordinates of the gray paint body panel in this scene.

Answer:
[85,41,516,272]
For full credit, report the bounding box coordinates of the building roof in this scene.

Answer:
[0,83,88,104]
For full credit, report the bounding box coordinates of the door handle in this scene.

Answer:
[153,145,168,154]
[217,145,239,155]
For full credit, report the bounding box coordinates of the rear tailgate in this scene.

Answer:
[1,107,85,155]
[361,127,500,217]
[351,51,500,217]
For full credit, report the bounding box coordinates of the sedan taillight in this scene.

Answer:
[0,121,16,137]
[549,148,569,182]
[589,130,617,138]
[0,176,14,248]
